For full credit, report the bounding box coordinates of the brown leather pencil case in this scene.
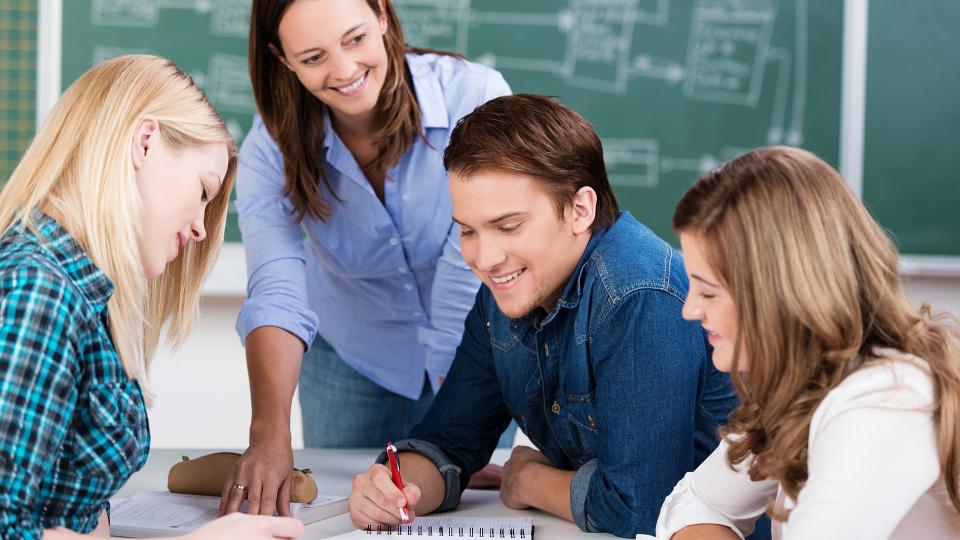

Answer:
[167,451,319,503]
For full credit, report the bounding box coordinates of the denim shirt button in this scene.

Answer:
[551,401,561,414]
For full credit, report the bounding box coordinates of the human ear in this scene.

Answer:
[569,186,597,235]
[377,0,388,33]
[268,42,295,72]
[130,116,160,172]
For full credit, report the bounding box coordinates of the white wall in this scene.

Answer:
[145,273,960,449]
[147,295,303,449]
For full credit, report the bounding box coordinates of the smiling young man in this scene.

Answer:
[347,95,748,538]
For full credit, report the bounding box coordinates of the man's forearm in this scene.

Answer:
[245,326,304,441]
[520,463,575,521]
[396,452,447,515]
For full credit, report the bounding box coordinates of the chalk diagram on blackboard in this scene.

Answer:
[89,0,254,142]
[84,0,808,189]
[397,0,808,188]
[91,0,248,36]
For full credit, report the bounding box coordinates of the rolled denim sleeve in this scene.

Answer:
[407,292,512,510]
[569,457,599,528]
[234,117,319,349]
[574,289,723,537]
[375,439,464,512]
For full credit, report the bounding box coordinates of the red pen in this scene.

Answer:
[385,442,410,524]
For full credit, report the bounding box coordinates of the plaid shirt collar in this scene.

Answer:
[19,209,115,312]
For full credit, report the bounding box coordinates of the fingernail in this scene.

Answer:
[398,499,405,507]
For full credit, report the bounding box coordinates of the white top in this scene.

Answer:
[655,348,960,540]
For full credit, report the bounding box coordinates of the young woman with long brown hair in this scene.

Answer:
[221,0,511,517]
[658,146,960,539]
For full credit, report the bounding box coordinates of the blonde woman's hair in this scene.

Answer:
[0,54,237,400]
[673,146,960,518]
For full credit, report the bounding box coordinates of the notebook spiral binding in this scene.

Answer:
[363,525,529,537]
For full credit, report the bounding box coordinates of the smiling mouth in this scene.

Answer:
[491,268,525,284]
[332,71,367,94]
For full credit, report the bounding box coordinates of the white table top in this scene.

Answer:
[118,448,616,539]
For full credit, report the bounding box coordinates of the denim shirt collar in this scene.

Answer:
[538,216,614,327]
[20,209,115,311]
[321,52,450,154]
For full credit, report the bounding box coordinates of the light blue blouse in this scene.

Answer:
[235,53,511,399]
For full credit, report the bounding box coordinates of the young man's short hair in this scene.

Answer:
[443,94,620,231]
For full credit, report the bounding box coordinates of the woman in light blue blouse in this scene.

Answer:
[0,55,301,540]
[222,0,511,517]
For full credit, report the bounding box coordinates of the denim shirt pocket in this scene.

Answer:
[68,381,149,479]
[566,395,600,462]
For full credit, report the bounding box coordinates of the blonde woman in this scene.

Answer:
[658,146,960,539]
[0,55,302,539]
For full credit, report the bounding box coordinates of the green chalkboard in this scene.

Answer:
[61,0,843,246]
[398,0,843,247]
[62,0,252,243]
[863,2,960,257]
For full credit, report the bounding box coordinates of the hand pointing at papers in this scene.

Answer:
[219,438,296,517]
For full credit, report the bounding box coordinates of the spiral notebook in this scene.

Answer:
[329,517,534,538]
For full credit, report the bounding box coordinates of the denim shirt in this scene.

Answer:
[390,212,737,538]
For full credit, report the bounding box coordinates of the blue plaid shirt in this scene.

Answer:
[0,211,150,539]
